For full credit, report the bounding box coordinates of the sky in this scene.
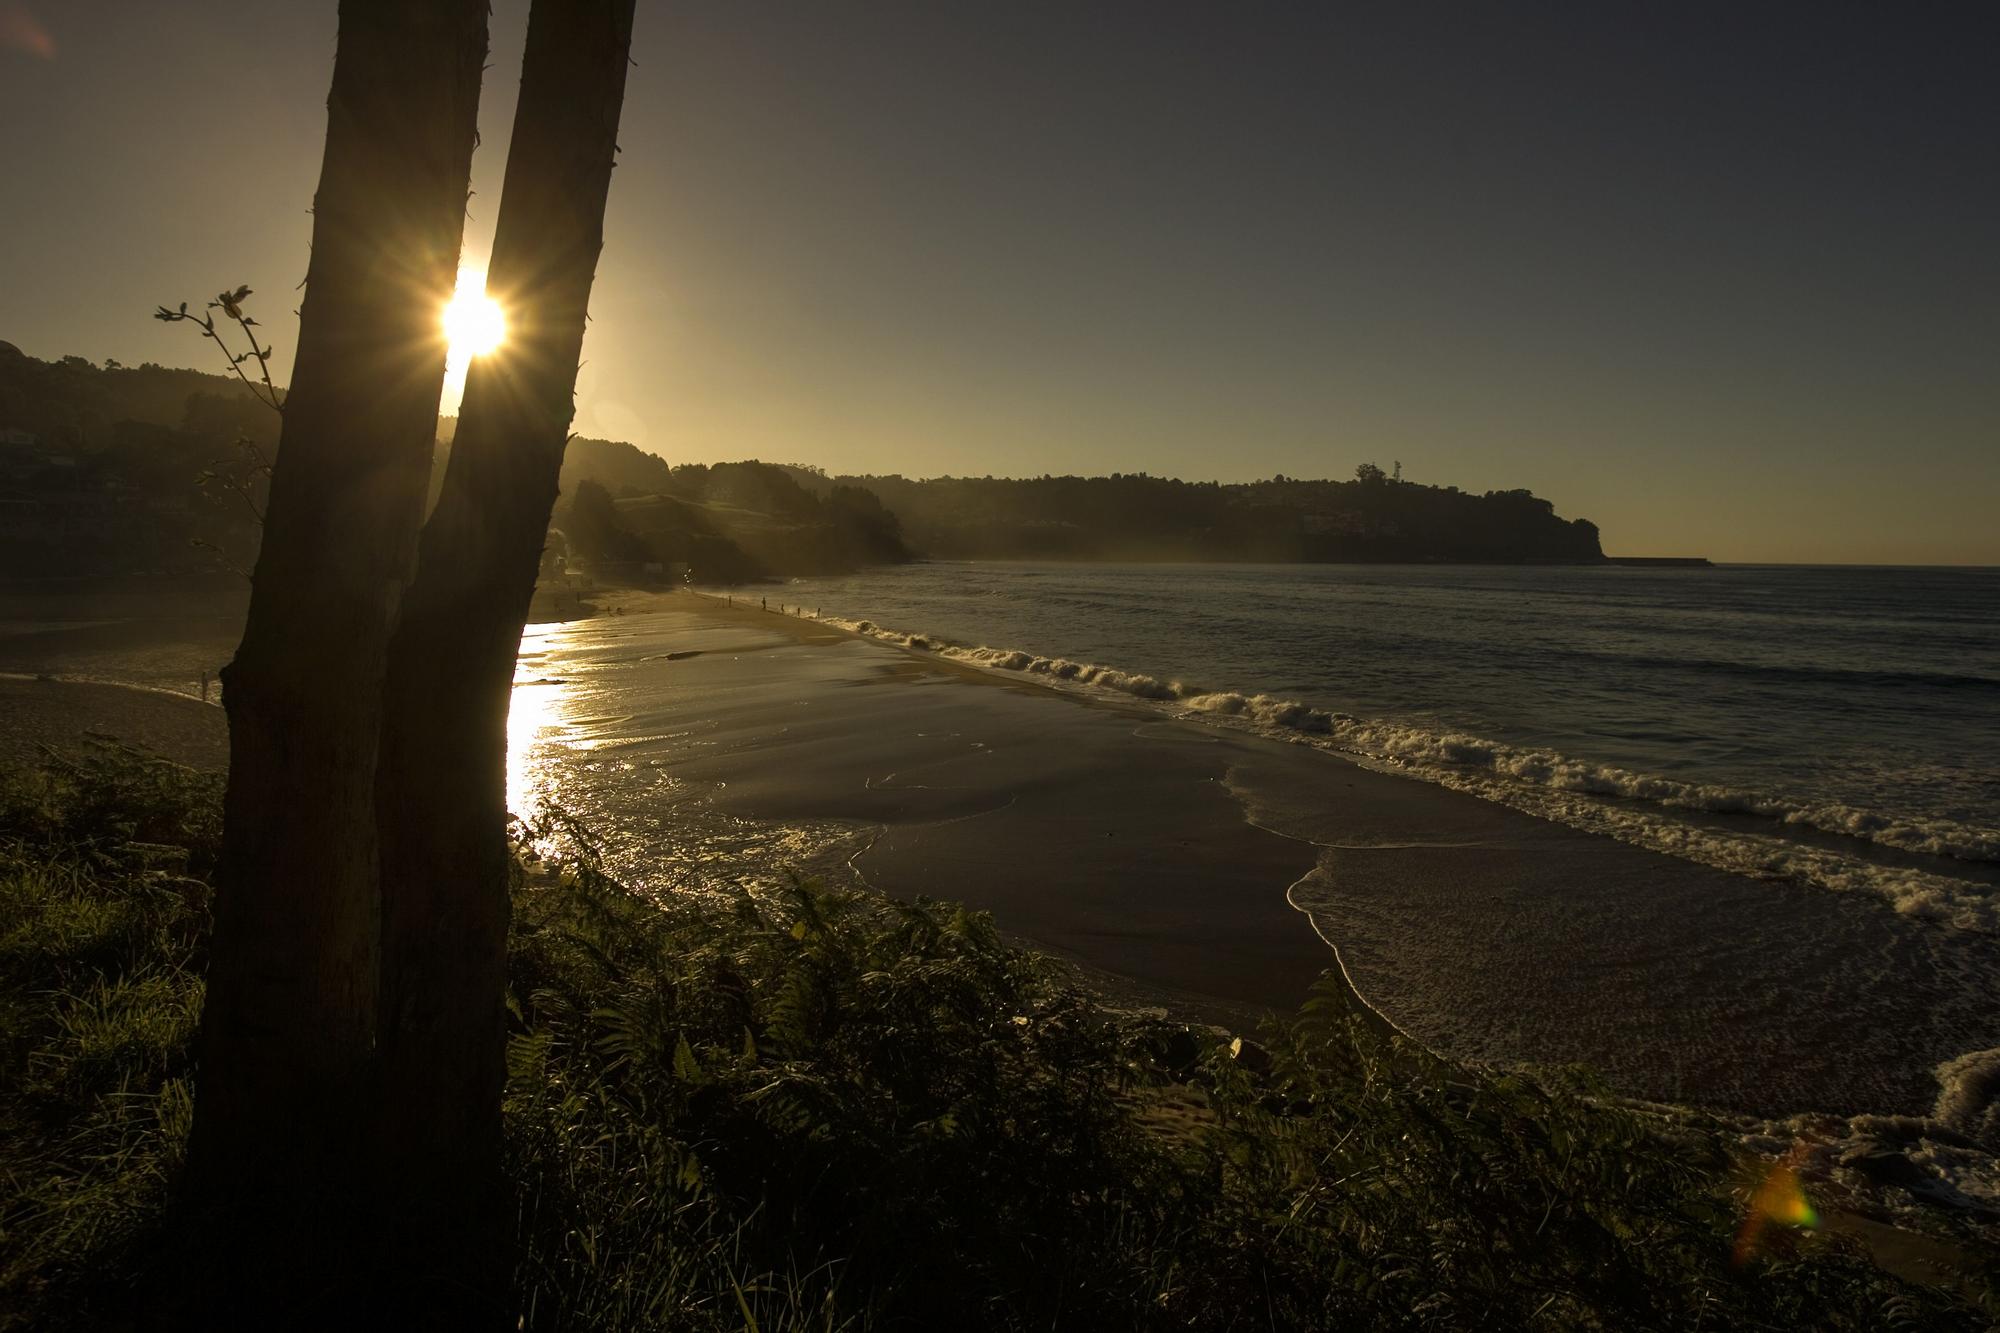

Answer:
[2,1,1996,564]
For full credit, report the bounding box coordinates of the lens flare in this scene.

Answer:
[443,269,506,360]
[1732,1154,1819,1267]
[0,5,56,60]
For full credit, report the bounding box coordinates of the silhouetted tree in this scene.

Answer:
[561,478,651,562]
[1354,461,1386,484]
[374,0,636,1215]
[191,0,487,1197]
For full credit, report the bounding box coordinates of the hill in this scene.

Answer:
[438,418,675,498]
[828,469,1604,564]
[552,460,911,582]
[0,354,911,583]
[0,348,274,576]
[2,347,1610,579]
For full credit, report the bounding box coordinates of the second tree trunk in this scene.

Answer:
[373,0,638,1200]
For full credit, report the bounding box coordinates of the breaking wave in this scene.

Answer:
[1741,1048,2000,1226]
[1934,1046,2000,1149]
[827,615,2000,932]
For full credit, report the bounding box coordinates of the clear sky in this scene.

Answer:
[3,1,1995,563]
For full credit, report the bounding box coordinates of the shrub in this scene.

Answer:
[0,752,1987,1330]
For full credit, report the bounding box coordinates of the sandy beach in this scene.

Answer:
[512,590,2000,1120]
[0,579,237,767]
[0,676,227,769]
[7,582,1996,1119]
[0,579,246,701]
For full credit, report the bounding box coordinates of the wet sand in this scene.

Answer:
[0,579,245,699]
[0,579,237,768]
[0,676,227,769]
[5,582,1992,1117]
[514,592,2000,1117]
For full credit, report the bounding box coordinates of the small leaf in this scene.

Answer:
[672,1032,701,1082]
[732,1279,762,1333]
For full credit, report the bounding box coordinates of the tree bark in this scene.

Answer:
[374,0,636,1197]
[192,0,487,1193]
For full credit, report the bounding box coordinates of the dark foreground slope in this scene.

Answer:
[1,740,1988,1330]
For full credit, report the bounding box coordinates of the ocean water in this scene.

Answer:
[787,562,2000,930]
[510,565,2000,1207]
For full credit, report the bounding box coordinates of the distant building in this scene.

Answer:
[1303,511,1371,536]
[0,428,36,447]
[0,490,117,540]
[0,492,41,525]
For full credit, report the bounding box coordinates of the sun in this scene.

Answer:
[443,268,506,360]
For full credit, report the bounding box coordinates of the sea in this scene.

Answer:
[512,559,2000,1213]
[786,561,2000,931]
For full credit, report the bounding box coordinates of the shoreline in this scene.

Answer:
[535,588,1377,1033]
[15,580,2000,1112]
[685,589,1397,1037]
[7,585,1997,1124]
[0,674,226,769]
[5,636,1991,1285]
[520,590,1999,1126]
[614,590,2000,1247]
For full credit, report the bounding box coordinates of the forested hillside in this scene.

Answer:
[0,347,275,576]
[0,353,910,583]
[548,460,910,582]
[816,469,1604,564]
[3,346,1604,581]
[441,418,913,579]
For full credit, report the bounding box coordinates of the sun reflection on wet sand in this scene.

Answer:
[507,623,572,824]
[494,607,887,901]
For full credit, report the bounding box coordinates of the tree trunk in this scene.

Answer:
[374,0,636,1198]
[192,0,487,1193]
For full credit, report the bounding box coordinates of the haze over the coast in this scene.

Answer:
[3,0,1995,566]
[6,0,2000,1321]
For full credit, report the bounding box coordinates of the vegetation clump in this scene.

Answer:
[0,750,1988,1329]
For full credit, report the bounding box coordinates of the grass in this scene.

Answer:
[0,747,1992,1329]
[0,746,214,1326]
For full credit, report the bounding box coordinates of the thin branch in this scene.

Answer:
[153,286,284,414]
[188,536,252,583]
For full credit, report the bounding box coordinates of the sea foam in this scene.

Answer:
[825,614,2000,932]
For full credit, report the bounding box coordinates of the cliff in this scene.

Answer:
[823,470,1605,565]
